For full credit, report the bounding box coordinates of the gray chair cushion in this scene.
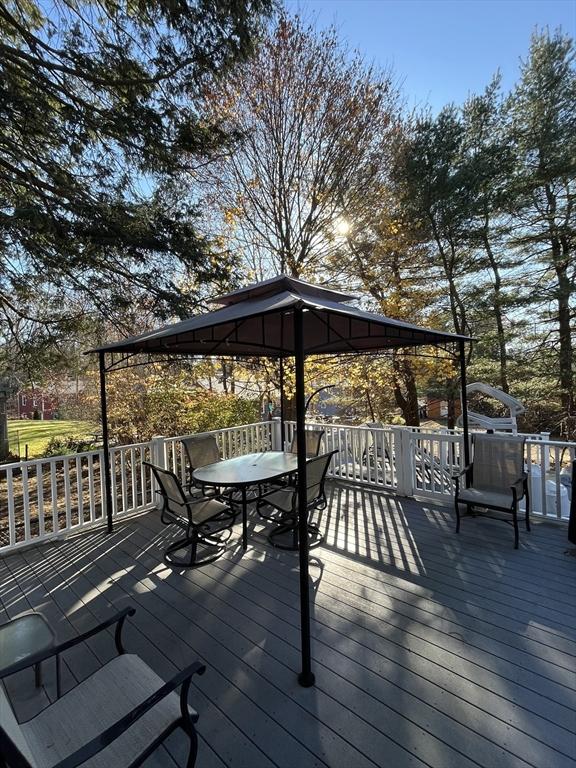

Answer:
[21,654,195,768]
[458,487,516,510]
[262,488,295,514]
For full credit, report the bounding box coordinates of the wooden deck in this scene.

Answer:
[2,481,575,768]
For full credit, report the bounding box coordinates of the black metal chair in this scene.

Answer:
[453,433,530,549]
[258,450,337,550]
[145,462,234,567]
[0,607,205,768]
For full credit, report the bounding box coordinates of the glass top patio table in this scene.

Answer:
[0,613,56,691]
[193,451,299,550]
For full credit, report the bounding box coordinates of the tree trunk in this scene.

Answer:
[429,217,468,336]
[555,251,574,415]
[544,181,574,418]
[392,354,421,426]
[481,227,509,393]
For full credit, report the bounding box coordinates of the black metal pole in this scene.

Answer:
[294,305,315,687]
[459,340,471,469]
[279,358,285,450]
[99,351,113,533]
[305,384,336,415]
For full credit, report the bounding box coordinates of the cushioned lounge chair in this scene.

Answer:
[0,607,205,768]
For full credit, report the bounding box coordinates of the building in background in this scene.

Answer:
[10,389,59,420]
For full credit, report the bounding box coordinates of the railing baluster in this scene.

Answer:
[51,460,58,534]
[110,448,118,518]
[21,465,31,542]
[120,448,128,515]
[63,457,72,530]
[139,447,146,507]
[98,448,106,521]
[539,442,547,518]
[7,469,16,547]
[76,455,84,526]
[88,453,96,523]
[36,461,45,537]
[554,444,561,520]
[130,447,137,512]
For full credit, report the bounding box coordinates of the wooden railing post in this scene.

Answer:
[392,427,414,497]
[150,436,166,508]
[540,432,551,473]
[271,417,282,451]
[151,436,167,468]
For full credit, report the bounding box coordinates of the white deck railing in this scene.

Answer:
[0,421,272,554]
[1,419,573,554]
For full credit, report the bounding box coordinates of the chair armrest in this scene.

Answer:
[52,661,206,768]
[452,464,472,481]
[511,473,528,498]
[0,607,136,678]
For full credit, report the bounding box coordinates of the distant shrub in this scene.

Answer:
[43,435,83,457]
[0,451,22,464]
[33,408,41,420]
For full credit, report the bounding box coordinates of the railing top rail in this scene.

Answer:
[409,431,464,441]
[0,448,104,471]
[287,420,395,434]
[174,421,271,441]
[525,437,576,448]
[110,440,153,451]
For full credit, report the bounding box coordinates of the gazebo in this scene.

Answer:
[90,275,472,686]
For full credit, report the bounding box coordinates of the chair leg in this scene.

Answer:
[512,505,519,549]
[185,726,199,768]
[268,519,323,551]
[525,484,531,532]
[164,530,225,568]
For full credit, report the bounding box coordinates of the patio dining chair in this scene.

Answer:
[181,434,221,495]
[181,434,241,507]
[288,428,325,457]
[0,607,205,768]
[145,462,234,568]
[262,427,327,496]
[257,450,337,550]
[453,433,530,549]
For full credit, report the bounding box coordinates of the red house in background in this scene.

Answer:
[14,389,59,420]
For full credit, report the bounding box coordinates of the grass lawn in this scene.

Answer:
[8,420,98,459]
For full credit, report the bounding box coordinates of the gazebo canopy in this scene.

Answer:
[90,275,470,358]
[90,275,472,689]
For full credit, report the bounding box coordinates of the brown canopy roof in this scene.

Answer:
[89,275,470,358]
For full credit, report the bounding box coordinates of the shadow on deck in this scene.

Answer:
[1,481,575,768]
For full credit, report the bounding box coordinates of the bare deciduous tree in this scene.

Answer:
[197,14,401,279]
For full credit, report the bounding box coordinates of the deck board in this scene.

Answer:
[2,481,575,768]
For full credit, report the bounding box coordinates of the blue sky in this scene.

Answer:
[287,0,575,111]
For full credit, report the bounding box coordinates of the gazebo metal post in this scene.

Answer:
[459,339,471,472]
[279,358,285,449]
[294,305,315,687]
[99,351,113,534]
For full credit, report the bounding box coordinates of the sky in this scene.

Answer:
[286,0,575,111]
